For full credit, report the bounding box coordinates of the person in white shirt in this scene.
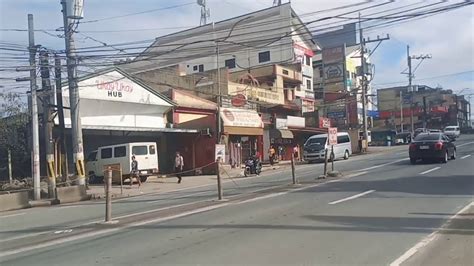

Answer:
[174,152,184,184]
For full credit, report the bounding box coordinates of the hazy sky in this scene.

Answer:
[0,0,473,102]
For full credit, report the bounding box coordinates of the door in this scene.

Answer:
[131,144,157,172]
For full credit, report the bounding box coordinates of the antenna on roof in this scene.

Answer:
[273,0,282,6]
[197,0,210,26]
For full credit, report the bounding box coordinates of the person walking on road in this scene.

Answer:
[175,152,184,184]
[130,155,141,187]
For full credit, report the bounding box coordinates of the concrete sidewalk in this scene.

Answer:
[87,163,288,199]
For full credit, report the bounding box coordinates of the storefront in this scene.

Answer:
[59,67,199,173]
[266,118,294,161]
[220,107,264,166]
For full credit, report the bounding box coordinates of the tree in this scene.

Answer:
[0,92,30,179]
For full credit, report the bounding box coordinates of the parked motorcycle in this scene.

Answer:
[244,156,262,177]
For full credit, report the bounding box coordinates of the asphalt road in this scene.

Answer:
[1,135,473,265]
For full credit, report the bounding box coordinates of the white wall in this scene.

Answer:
[60,70,172,129]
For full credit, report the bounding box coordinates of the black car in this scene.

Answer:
[409,133,456,164]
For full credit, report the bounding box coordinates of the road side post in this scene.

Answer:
[105,167,112,222]
[331,145,335,171]
[216,160,223,200]
[119,164,123,195]
[323,148,328,178]
[291,153,297,184]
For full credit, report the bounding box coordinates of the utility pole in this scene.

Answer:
[213,22,223,200]
[405,45,431,134]
[39,50,56,198]
[358,14,389,150]
[28,14,41,200]
[197,0,210,26]
[61,0,85,185]
[407,45,414,135]
[400,90,404,132]
[422,96,427,128]
[55,54,69,181]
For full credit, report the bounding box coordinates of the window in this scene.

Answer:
[87,151,97,161]
[198,64,204,72]
[414,134,441,141]
[306,79,312,90]
[149,145,156,155]
[282,69,289,75]
[193,65,198,71]
[224,58,235,69]
[337,135,350,143]
[319,67,323,78]
[101,148,112,159]
[132,146,148,155]
[305,55,311,66]
[114,146,126,158]
[258,51,270,63]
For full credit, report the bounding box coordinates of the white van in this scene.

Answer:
[443,126,460,139]
[86,142,159,183]
[303,132,352,163]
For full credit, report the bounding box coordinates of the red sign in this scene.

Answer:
[231,94,247,107]
[328,127,338,145]
[319,117,331,128]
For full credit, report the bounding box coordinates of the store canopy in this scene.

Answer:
[270,129,294,139]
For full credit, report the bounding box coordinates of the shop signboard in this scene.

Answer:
[287,116,305,128]
[220,108,263,128]
[319,117,331,128]
[231,94,247,107]
[276,118,288,129]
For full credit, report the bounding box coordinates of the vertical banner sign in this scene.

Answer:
[215,144,225,162]
[328,127,338,145]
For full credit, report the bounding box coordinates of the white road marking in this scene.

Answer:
[344,171,368,178]
[328,190,376,205]
[390,201,474,266]
[396,152,407,155]
[461,154,471,159]
[0,212,25,219]
[357,158,409,172]
[457,141,474,147]
[0,203,231,258]
[419,167,441,175]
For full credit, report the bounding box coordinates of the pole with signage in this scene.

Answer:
[328,127,338,172]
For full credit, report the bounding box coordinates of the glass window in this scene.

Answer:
[101,148,112,159]
[149,145,156,155]
[224,58,235,69]
[114,146,126,158]
[132,146,148,155]
[198,64,204,72]
[305,55,311,66]
[414,134,441,141]
[319,67,323,78]
[306,79,312,90]
[258,51,270,63]
[337,135,350,143]
[193,65,198,71]
[87,151,97,161]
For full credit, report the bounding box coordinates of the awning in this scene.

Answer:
[270,129,294,139]
[223,126,263,136]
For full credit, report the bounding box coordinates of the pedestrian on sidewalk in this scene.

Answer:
[175,152,184,184]
[268,146,276,166]
[130,155,141,187]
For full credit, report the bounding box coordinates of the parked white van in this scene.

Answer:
[86,142,159,183]
[303,132,352,163]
